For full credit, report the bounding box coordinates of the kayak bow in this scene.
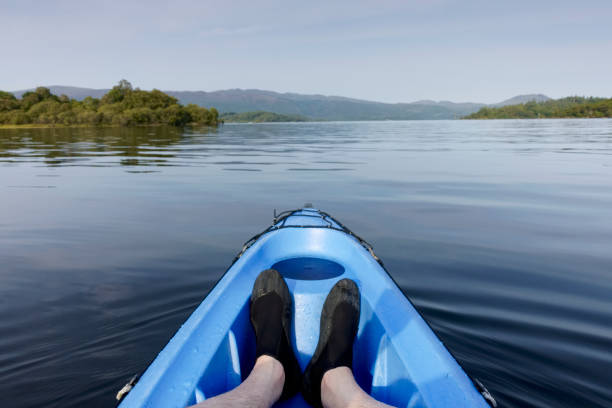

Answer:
[118,208,494,408]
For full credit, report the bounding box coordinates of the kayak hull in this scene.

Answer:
[119,209,490,407]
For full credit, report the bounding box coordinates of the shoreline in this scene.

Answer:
[0,123,220,130]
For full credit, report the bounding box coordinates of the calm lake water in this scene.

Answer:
[1,120,611,408]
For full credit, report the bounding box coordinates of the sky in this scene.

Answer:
[1,0,611,103]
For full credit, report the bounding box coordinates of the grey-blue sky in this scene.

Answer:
[1,0,611,103]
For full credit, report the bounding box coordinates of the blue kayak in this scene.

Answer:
[118,208,494,408]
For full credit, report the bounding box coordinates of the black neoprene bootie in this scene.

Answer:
[250,269,301,400]
[302,278,361,408]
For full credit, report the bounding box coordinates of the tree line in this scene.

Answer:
[0,80,220,127]
[220,111,309,123]
[465,97,612,119]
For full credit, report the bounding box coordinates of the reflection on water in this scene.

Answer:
[0,126,197,167]
[1,120,612,408]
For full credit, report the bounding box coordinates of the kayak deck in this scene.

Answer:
[119,208,490,408]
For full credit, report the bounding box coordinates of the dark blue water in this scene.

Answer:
[1,120,611,408]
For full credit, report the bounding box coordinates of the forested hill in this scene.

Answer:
[492,94,551,106]
[11,86,556,121]
[14,87,486,120]
[1,81,219,127]
[465,97,612,119]
[164,90,487,120]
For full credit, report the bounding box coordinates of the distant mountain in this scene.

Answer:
[162,89,485,120]
[494,94,551,107]
[9,86,551,121]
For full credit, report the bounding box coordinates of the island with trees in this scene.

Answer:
[220,111,309,123]
[0,80,220,127]
[465,97,612,119]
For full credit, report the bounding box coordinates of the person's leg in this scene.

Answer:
[190,355,283,408]
[303,279,396,408]
[249,269,301,399]
[321,366,393,408]
[189,269,301,408]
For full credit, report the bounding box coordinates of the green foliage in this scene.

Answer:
[0,91,19,112]
[101,79,133,104]
[185,104,211,123]
[0,80,220,127]
[465,97,612,119]
[220,111,309,123]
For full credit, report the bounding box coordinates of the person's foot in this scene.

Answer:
[250,269,301,400]
[302,278,361,408]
